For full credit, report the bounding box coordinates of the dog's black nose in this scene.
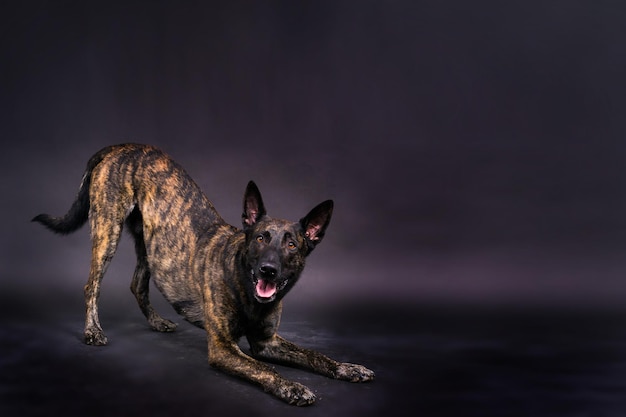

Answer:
[259,264,278,278]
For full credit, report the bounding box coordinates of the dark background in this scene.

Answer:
[2,1,626,416]
[2,0,626,307]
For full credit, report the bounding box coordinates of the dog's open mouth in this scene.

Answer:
[255,279,277,299]
[251,269,287,302]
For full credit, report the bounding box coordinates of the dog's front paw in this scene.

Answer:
[84,329,108,346]
[336,362,375,382]
[272,381,317,406]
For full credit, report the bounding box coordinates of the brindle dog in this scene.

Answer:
[32,144,374,405]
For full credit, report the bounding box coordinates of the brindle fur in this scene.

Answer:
[32,144,374,405]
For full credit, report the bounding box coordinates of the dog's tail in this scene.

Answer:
[32,146,116,235]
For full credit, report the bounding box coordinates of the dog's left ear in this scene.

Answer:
[242,181,266,228]
[300,200,333,253]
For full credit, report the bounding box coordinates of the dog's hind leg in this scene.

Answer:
[126,208,177,332]
[84,212,124,346]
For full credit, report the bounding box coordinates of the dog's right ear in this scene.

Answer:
[242,181,266,228]
[300,199,333,254]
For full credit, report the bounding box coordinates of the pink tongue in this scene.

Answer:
[256,279,277,298]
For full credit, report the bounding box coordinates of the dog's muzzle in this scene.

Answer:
[250,265,288,303]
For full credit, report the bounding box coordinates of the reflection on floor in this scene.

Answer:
[1,296,626,417]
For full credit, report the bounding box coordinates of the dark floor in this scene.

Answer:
[2,291,626,417]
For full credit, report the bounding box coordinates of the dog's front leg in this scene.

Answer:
[249,334,375,382]
[207,333,317,406]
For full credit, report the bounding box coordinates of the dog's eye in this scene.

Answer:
[287,241,297,251]
[256,235,264,243]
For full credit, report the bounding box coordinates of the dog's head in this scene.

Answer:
[241,181,333,304]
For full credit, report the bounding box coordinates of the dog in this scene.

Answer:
[32,144,374,405]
